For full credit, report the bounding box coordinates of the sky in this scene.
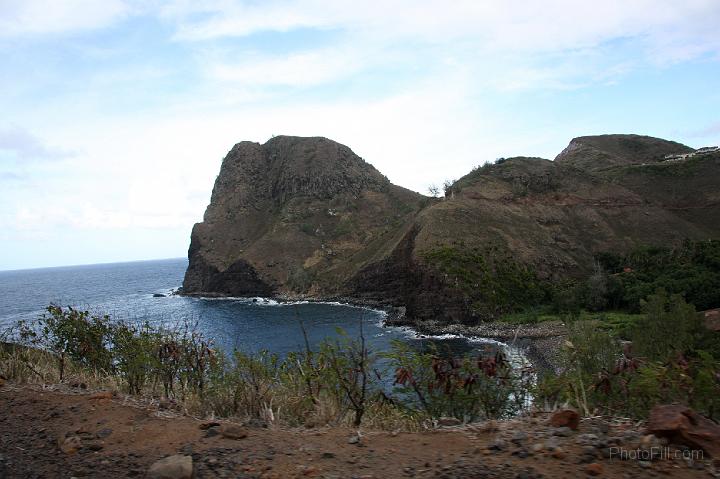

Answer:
[1,0,720,271]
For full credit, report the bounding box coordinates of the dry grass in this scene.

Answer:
[0,341,427,431]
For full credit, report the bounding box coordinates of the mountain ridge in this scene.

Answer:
[182,134,720,324]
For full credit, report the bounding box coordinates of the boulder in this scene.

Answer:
[58,435,82,455]
[585,463,603,476]
[549,409,580,430]
[703,308,720,332]
[88,391,113,400]
[437,417,462,427]
[199,421,221,430]
[220,423,247,440]
[147,455,194,479]
[646,405,720,458]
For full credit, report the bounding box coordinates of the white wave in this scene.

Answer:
[189,295,388,317]
[376,318,533,370]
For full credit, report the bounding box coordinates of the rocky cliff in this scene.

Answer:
[183,136,425,297]
[183,134,720,324]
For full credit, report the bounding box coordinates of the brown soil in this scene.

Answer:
[0,383,713,478]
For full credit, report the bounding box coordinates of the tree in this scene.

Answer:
[443,179,456,198]
[427,184,440,197]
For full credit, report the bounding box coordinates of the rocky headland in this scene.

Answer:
[182,134,720,328]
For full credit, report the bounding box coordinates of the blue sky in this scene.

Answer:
[1,0,719,270]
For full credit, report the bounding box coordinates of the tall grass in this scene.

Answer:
[0,305,533,430]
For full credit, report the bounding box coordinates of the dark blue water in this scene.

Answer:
[0,258,512,359]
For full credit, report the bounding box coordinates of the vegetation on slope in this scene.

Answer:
[421,245,546,320]
[1,306,532,429]
[596,239,720,312]
[420,239,719,326]
[2,292,717,424]
[538,291,720,420]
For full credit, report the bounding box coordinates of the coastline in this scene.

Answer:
[382,315,567,373]
[179,290,567,372]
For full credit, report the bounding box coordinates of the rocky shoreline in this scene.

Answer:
[382,315,568,373]
[178,289,568,373]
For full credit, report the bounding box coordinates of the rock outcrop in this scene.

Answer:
[554,134,693,171]
[647,404,720,458]
[183,134,720,324]
[183,136,425,297]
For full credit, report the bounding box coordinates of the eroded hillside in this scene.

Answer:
[183,134,720,324]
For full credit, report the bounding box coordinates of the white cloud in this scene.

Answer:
[0,0,133,36]
[206,47,366,87]
[162,0,720,62]
[0,125,74,162]
[1,71,509,241]
[159,0,720,97]
[2,0,720,268]
[162,0,328,40]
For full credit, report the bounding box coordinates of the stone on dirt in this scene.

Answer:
[549,409,580,430]
[585,462,603,476]
[437,417,462,427]
[646,404,720,458]
[220,423,248,440]
[58,435,82,455]
[88,391,113,400]
[147,455,194,479]
[199,421,221,430]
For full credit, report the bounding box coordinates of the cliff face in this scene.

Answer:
[183,136,425,297]
[184,134,720,323]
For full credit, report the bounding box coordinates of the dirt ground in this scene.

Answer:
[0,382,715,479]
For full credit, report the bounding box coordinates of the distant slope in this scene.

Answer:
[183,134,720,325]
[554,134,694,171]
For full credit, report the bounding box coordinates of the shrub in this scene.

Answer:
[538,291,720,420]
[17,306,113,380]
[111,322,162,395]
[630,289,702,362]
[597,240,720,311]
[383,340,533,421]
[422,246,547,321]
[5,306,535,428]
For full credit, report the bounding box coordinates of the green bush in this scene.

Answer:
[538,291,720,420]
[597,240,720,311]
[111,322,162,395]
[18,305,113,380]
[422,245,547,320]
[383,340,533,421]
[630,289,703,362]
[7,306,535,428]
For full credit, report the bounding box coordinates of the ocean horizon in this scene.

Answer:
[0,257,515,363]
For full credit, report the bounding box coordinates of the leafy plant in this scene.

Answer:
[384,340,533,421]
[538,291,720,420]
[422,245,547,321]
[17,306,113,380]
[597,240,720,311]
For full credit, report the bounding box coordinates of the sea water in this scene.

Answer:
[0,258,515,361]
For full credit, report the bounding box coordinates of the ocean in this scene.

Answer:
[0,258,513,360]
